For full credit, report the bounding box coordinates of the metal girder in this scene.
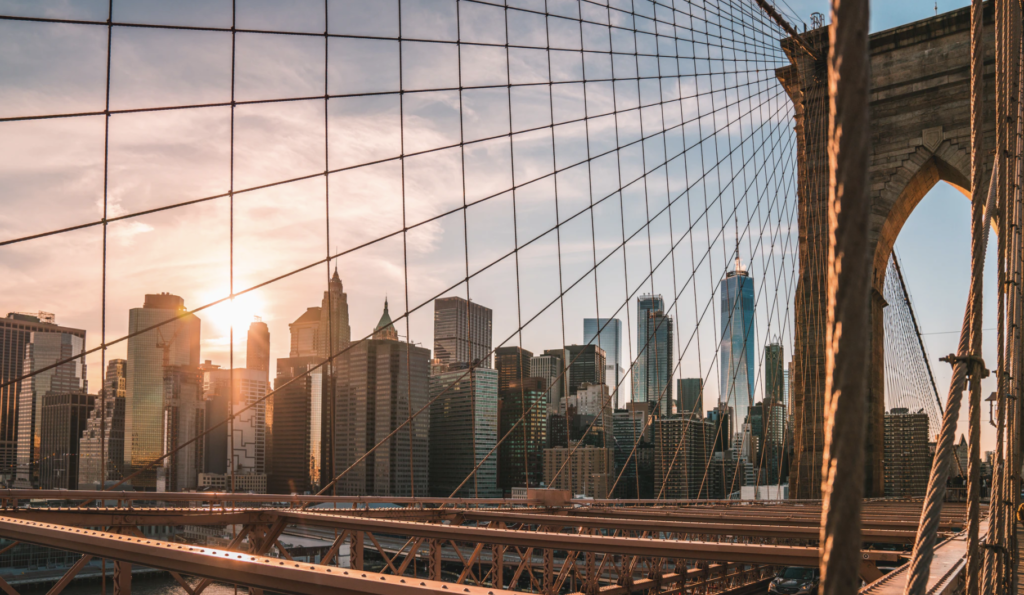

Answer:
[0,517,530,595]
[460,510,921,544]
[0,508,266,527]
[279,511,901,565]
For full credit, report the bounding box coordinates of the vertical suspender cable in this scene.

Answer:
[905,160,999,595]
[966,0,985,592]
[819,0,871,593]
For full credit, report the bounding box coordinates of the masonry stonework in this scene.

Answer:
[778,5,996,499]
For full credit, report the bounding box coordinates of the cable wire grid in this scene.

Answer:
[0,0,799,507]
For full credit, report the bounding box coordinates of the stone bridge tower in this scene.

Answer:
[779,5,997,499]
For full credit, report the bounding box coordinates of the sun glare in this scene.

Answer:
[204,292,266,335]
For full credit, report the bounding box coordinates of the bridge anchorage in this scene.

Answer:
[0,0,1021,594]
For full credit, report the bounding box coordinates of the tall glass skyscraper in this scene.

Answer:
[633,295,673,416]
[720,259,755,432]
[125,293,201,489]
[583,318,622,408]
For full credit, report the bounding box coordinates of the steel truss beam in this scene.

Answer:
[0,517,526,595]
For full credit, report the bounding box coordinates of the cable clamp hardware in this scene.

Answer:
[939,353,990,378]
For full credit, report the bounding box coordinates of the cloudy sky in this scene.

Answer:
[0,0,999,451]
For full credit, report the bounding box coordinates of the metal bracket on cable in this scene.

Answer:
[939,353,990,378]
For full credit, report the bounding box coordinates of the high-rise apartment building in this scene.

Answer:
[720,259,755,433]
[498,377,547,492]
[653,416,715,499]
[677,378,703,417]
[633,295,673,416]
[246,318,271,372]
[333,302,431,497]
[428,364,500,497]
[583,318,622,407]
[125,293,201,489]
[1,312,84,478]
[78,359,127,489]
[267,355,319,494]
[39,392,94,490]
[434,297,492,369]
[289,307,321,358]
[530,351,563,413]
[14,321,88,488]
[542,443,613,498]
[884,408,930,497]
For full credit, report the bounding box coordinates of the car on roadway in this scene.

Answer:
[767,566,819,594]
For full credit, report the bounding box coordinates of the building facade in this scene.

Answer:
[634,295,673,416]
[583,318,622,408]
[267,355,319,494]
[542,444,613,498]
[78,359,127,489]
[333,304,431,497]
[14,324,88,488]
[289,308,321,358]
[495,346,533,395]
[719,260,755,433]
[563,344,607,398]
[433,297,493,369]
[428,365,500,497]
[498,377,548,493]
[317,269,351,487]
[530,351,563,414]
[125,293,201,489]
[677,378,703,417]
[246,318,271,372]
[653,416,715,499]
[884,408,930,497]
[39,392,94,490]
[0,312,84,479]
[159,365,205,492]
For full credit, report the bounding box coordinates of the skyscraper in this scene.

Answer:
[498,377,547,492]
[14,323,88,488]
[203,365,269,477]
[159,365,204,492]
[267,354,318,494]
[583,318,622,407]
[495,346,532,395]
[720,259,755,432]
[428,364,500,497]
[246,318,271,372]
[765,342,784,407]
[39,392,94,490]
[317,269,351,492]
[333,300,431,497]
[633,295,673,416]
[1,312,84,481]
[78,359,127,489]
[530,352,563,413]
[677,378,703,417]
[318,268,351,361]
[125,293,201,489]
[653,415,714,499]
[563,344,607,398]
[884,408,930,497]
[288,307,321,358]
[434,297,493,368]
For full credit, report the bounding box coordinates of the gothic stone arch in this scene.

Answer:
[778,5,996,499]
